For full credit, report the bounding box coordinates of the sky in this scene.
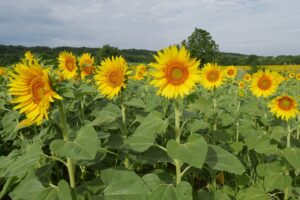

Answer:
[0,0,299,56]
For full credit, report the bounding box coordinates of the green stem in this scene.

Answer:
[297,114,300,140]
[174,101,182,186]
[121,103,126,127]
[213,98,217,131]
[236,121,240,142]
[287,123,291,148]
[121,102,130,169]
[58,101,76,188]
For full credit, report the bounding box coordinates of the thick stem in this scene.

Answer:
[297,114,300,140]
[121,103,126,126]
[58,101,76,188]
[236,121,240,142]
[121,102,130,168]
[213,98,217,131]
[287,123,291,148]
[174,101,182,186]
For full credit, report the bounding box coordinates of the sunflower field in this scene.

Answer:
[1,46,300,200]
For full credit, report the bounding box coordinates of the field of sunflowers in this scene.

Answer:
[1,46,300,200]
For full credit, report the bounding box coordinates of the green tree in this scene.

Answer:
[99,44,120,60]
[184,28,219,67]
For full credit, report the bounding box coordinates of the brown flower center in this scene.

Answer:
[227,69,234,76]
[258,76,272,90]
[166,64,188,85]
[107,70,123,88]
[31,77,45,103]
[277,97,294,111]
[66,58,75,71]
[83,65,94,75]
[207,70,220,82]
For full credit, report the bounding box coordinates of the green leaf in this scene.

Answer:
[264,173,292,192]
[58,180,73,200]
[190,119,209,132]
[127,111,168,152]
[205,145,245,175]
[197,190,230,200]
[125,98,146,108]
[10,178,45,200]
[90,104,120,126]
[175,182,192,200]
[33,188,59,200]
[188,96,212,113]
[236,183,268,200]
[166,134,208,168]
[2,143,41,177]
[50,125,100,161]
[142,174,164,191]
[149,184,176,200]
[284,147,300,170]
[101,168,151,200]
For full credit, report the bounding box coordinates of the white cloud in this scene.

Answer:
[0,0,299,55]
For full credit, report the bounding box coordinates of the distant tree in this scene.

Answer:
[99,44,120,60]
[184,28,220,67]
[247,55,259,66]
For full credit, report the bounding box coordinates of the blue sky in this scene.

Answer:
[0,0,299,56]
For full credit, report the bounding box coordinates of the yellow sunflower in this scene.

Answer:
[268,95,299,121]
[250,70,281,98]
[8,62,62,126]
[150,46,201,98]
[289,72,295,79]
[132,64,147,80]
[296,73,300,80]
[225,66,237,79]
[243,73,252,82]
[238,81,245,89]
[94,56,129,99]
[78,53,95,79]
[199,63,225,90]
[58,51,78,80]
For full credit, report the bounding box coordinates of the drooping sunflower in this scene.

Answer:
[8,63,62,126]
[150,46,201,98]
[268,95,299,121]
[199,63,225,90]
[225,66,237,79]
[78,53,95,79]
[58,51,78,80]
[132,64,147,80]
[243,73,252,82]
[250,70,281,98]
[94,56,130,99]
[296,73,300,80]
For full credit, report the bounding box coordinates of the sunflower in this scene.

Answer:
[94,56,129,99]
[296,73,300,80]
[58,51,78,80]
[8,62,62,126]
[150,46,200,98]
[243,73,252,82]
[289,72,295,79]
[78,53,95,79]
[225,66,237,79]
[132,64,147,80]
[199,63,225,90]
[268,95,299,121]
[238,81,245,89]
[250,70,281,98]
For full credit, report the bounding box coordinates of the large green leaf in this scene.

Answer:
[236,183,268,200]
[101,168,151,200]
[10,178,45,200]
[264,173,292,192]
[50,125,100,161]
[166,134,208,169]
[197,190,231,200]
[127,111,168,152]
[149,182,192,200]
[58,180,73,200]
[284,147,300,170]
[205,145,245,175]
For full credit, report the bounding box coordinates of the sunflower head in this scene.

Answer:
[58,51,78,80]
[289,72,295,79]
[132,64,147,80]
[199,63,225,90]
[78,53,95,79]
[94,56,129,100]
[250,70,281,98]
[238,81,245,89]
[268,95,299,121]
[149,45,201,99]
[225,66,237,79]
[243,73,252,82]
[296,73,300,80]
[8,62,62,125]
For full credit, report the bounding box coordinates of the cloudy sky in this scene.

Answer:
[0,0,299,56]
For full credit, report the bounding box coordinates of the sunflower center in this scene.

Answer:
[258,76,272,90]
[66,58,75,71]
[31,77,45,103]
[108,71,123,88]
[83,65,94,75]
[166,64,188,85]
[278,97,294,111]
[207,70,219,82]
[227,69,234,76]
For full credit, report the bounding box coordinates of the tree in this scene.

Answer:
[184,28,220,67]
[99,44,120,60]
